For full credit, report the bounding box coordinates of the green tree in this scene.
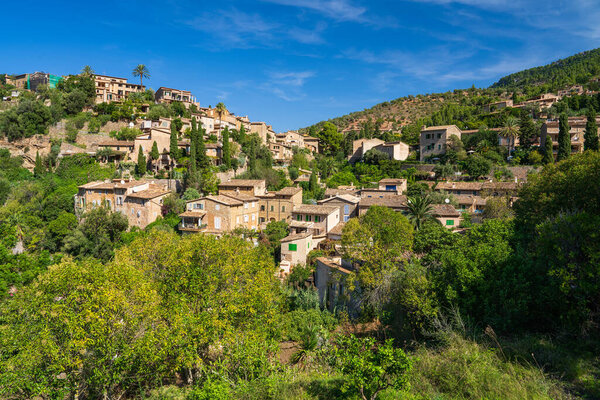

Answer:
[215,102,226,137]
[132,64,150,89]
[136,145,147,176]
[518,112,537,149]
[33,151,44,177]
[316,122,342,155]
[80,65,94,76]
[335,335,412,400]
[197,120,208,168]
[584,107,599,151]
[149,140,160,160]
[557,113,571,161]
[405,194,437,230]
[501,115,520,155]
[170,123,180,162]
[222,126,231,168]
[464,154,492,179]
[542,133,554,164]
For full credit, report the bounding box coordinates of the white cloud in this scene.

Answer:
[262,0,367,22]
[262,70,315,101]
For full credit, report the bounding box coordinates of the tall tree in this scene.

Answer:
[80,65,94,76]
[222,126,231,168]
[136,146,146,176]
[316,122,343,155]
[150,140,160,161]
[170,123,180,163]
[518,111,537,149]
[406,195,437,231]
[34,151,44,177]
[557,113,571,161]
[239,124,246,145]
[584,107,599,151]
[215,102,226,137]
[542,134,554,164]
[197,120,208,168]
[132,64,150,89]
[501,115,519,155]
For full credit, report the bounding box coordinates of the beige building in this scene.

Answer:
[377,178,407,194]
[317,194,360,223]
[276,131,305,148]
[258,186,303,226]
[250,122,275,144]
[348,138,409,163]
[74,179,172,228]
[357,196,407,216]
[541,116,600,158]
[420,125,462,161]
[93,74,143,103]
[180,194,259,235]
[290,205,340,237]
[154,87,198,108]
[432,204,461,229]
[96,140,135,162]
[218,179,266,197]
[279,232,315,275]
[269,142,293,162]
[303,136,320,153]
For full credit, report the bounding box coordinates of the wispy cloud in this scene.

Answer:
[262,0,367,22]
[261,70,315,101]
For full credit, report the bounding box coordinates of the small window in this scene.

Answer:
[215,204,220,211]
[305,215,311,222]
[446,219,454,226]
[315,215,320,222]
[344,215,350,222]
[260,205,265,211]
[252,214,255,221]
[270,205,274,212]
[244,203,248,209]
[281,206,285,212]
[288,243,297,251]
[344,205,350,214]
[244,215,249,222]
[297,215,302,221]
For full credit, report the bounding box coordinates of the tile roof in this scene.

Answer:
[179,210,206,218]
[275,186,302,196]
[280,232,312,242]
[219,179,265,187]
[359,196,407,208]
[293,204,339,215]
[481,181,519,190]
[421,125,459,131]
[378,178,407,184]
[328,222,346,236]
[222,193,258,202]
[432,204,460,217]
[324,188,360,197]
[315,257,353,275]
[205,195,243,206]
[454,195,487,206]
[436,181,484,191]
[127,188,171,200]
[318,194,360,204]
[98,140,135,147]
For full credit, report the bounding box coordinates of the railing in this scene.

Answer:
[178,222,207,231]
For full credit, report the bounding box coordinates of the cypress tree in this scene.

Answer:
[308,170,318,193]
[136,146,147,176]
[557,113,571,161]
[222,126,231,168]
[197,122,208,168]
[34,151,44,177]
[518,112,536,149]
[170,123,180,162]
[542,135,554,164]
[584,107,599,151]
[239,124,246,145]
[150,141,159,160]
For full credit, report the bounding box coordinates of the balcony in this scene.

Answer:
[179,222,207,232]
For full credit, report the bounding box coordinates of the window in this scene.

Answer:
[260,217,265,223]
[214,216,221,229]
[344,204,349,214]
[297,215,302,221]
[305,215,311,222]
[438,144,441,150]
[244,202,248,209]
[261,205,265,211]
[288,243,297,251]
[344,215,350,222]
[446,219,454,226]
[236,216,240,224]
[244,215,249,222]
[215,204,220,211]
[137,210,141,218]
[270,205,274,212]
[314,215,320,222]
[281,206,285,212]
[252,214,255,221]
[437,133,442,139]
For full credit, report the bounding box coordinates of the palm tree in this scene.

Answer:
[406,194,437,230]
[501,116,519,157]
[132,64,150,89]
[215,102,226,137]
[80,65,94,76]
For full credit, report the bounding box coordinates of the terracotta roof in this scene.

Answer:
[359,196,407,208]
[179,210,206,218]
[79,180,148,190]
[205,143,222,149]
[318,194,360,205]
[219,179,265,187]
[421,125,459,132]
[315,257,352,275]
[454,195,487,206]
[324,188,360,197]
[280,232,312,242]
[481,181,519,190]
[127,188,170,200]
[379,178,407,184]
[290,220,314,228]
[436,181,484,191]
[205,195,243,206]
[293,204,339,215]
[276,186,302,196]
[304,136,319,141]
[98,140,135,147]
[432,204,460,217]
[222,193,258,202]
[328,222,346,236]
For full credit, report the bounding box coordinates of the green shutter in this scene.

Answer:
[297,215,302,221]
[289,243,297,251]
[315,216,320,222]
[446,219,454,226]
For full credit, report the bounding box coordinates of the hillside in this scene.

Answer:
[491,48,600,89]
[301,48,600,138]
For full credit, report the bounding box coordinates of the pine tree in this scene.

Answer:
[222,126,231,168]
[518,112,537,149]
[584,107,599,151]
[136,146,147,176]
[34,151,44,177]
[542,134,554,164]
[170,123,180,163]
[557,113,571,161]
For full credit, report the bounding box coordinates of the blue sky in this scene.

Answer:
[2,0,600,131]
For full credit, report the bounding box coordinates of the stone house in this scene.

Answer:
[303,136,320,153]
[218,179,266,197]
[258,186,303,226]
[279,232,315,275]
[541,116,600,158]
[348,138,409,163]
[432,204,461,229]
[357,196,407,216]
[154,87,199,108]
[290,205,340,237]
[420,125,462,161]
[93,74,142,103]
[317,194,360,223]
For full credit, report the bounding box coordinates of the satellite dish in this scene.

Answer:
[445,198,450,204]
